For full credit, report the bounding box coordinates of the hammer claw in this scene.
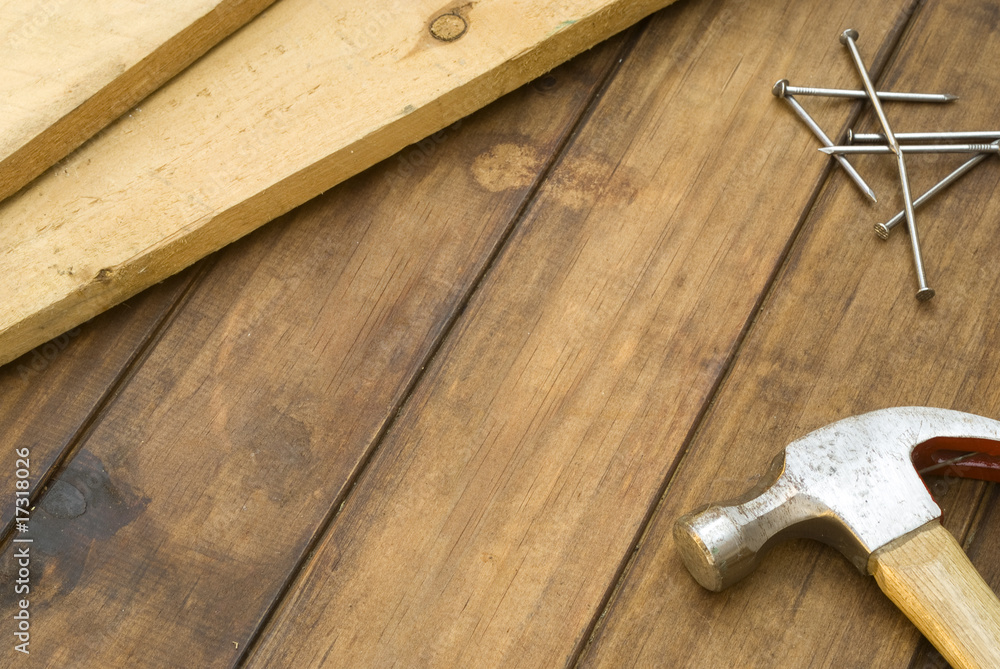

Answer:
[913,438,1000,483]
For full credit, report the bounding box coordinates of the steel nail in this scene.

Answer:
[821,144,1000,155]
[840,29,899,154]
[776,79,957,103]
[840,29,931,299]
[895,150,934,300]
[850,131,1000,143]
[918,451,984,475]
[876,142,998,239]
[772,81,877,202]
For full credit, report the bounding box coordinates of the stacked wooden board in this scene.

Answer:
[0,0,277,200]
[1,0,679,366]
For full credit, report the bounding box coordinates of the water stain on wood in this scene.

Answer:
[39,480,87,519]
[547,153,640,210]
[0,450,149,606]
[471,143,546,192]
[228,404,313,506]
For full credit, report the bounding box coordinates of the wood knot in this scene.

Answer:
[40,480,87,519]
[429,13,467,41]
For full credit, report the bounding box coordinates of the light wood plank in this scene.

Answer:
[243,1,914,667]
[0,0,679,368]
[0,0,276,202]
[582,0,1000,665]
[0,43,623,666]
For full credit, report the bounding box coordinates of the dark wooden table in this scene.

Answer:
[2,0,998,665]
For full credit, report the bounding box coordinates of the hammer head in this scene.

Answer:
[674,407,1000,591]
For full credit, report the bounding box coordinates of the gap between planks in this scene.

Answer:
[570,2,928,666]
[0,259,212,553]
[239,1,928,664]
[234,26,648,666]
[0,23,644,665]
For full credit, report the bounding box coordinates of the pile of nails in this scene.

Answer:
[773,28,998,302]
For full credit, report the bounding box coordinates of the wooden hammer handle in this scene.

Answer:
[868,522,1000,669]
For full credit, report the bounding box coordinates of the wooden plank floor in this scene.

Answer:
[2,0,999,666]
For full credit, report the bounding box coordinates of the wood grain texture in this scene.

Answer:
[870,522,1000,669]
[0,268,198,523]
[242,1,915,667]
[0,0,679,369]
[0,42,623,667]
[6,0,999,666]
[581,0,1000,666]
[0,0,276,202]
[912,484,1000,668]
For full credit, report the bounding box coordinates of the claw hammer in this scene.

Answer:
[675,407,1000,668]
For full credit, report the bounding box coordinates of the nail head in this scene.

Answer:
[839,28,859,45]
[771,79,789,98]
